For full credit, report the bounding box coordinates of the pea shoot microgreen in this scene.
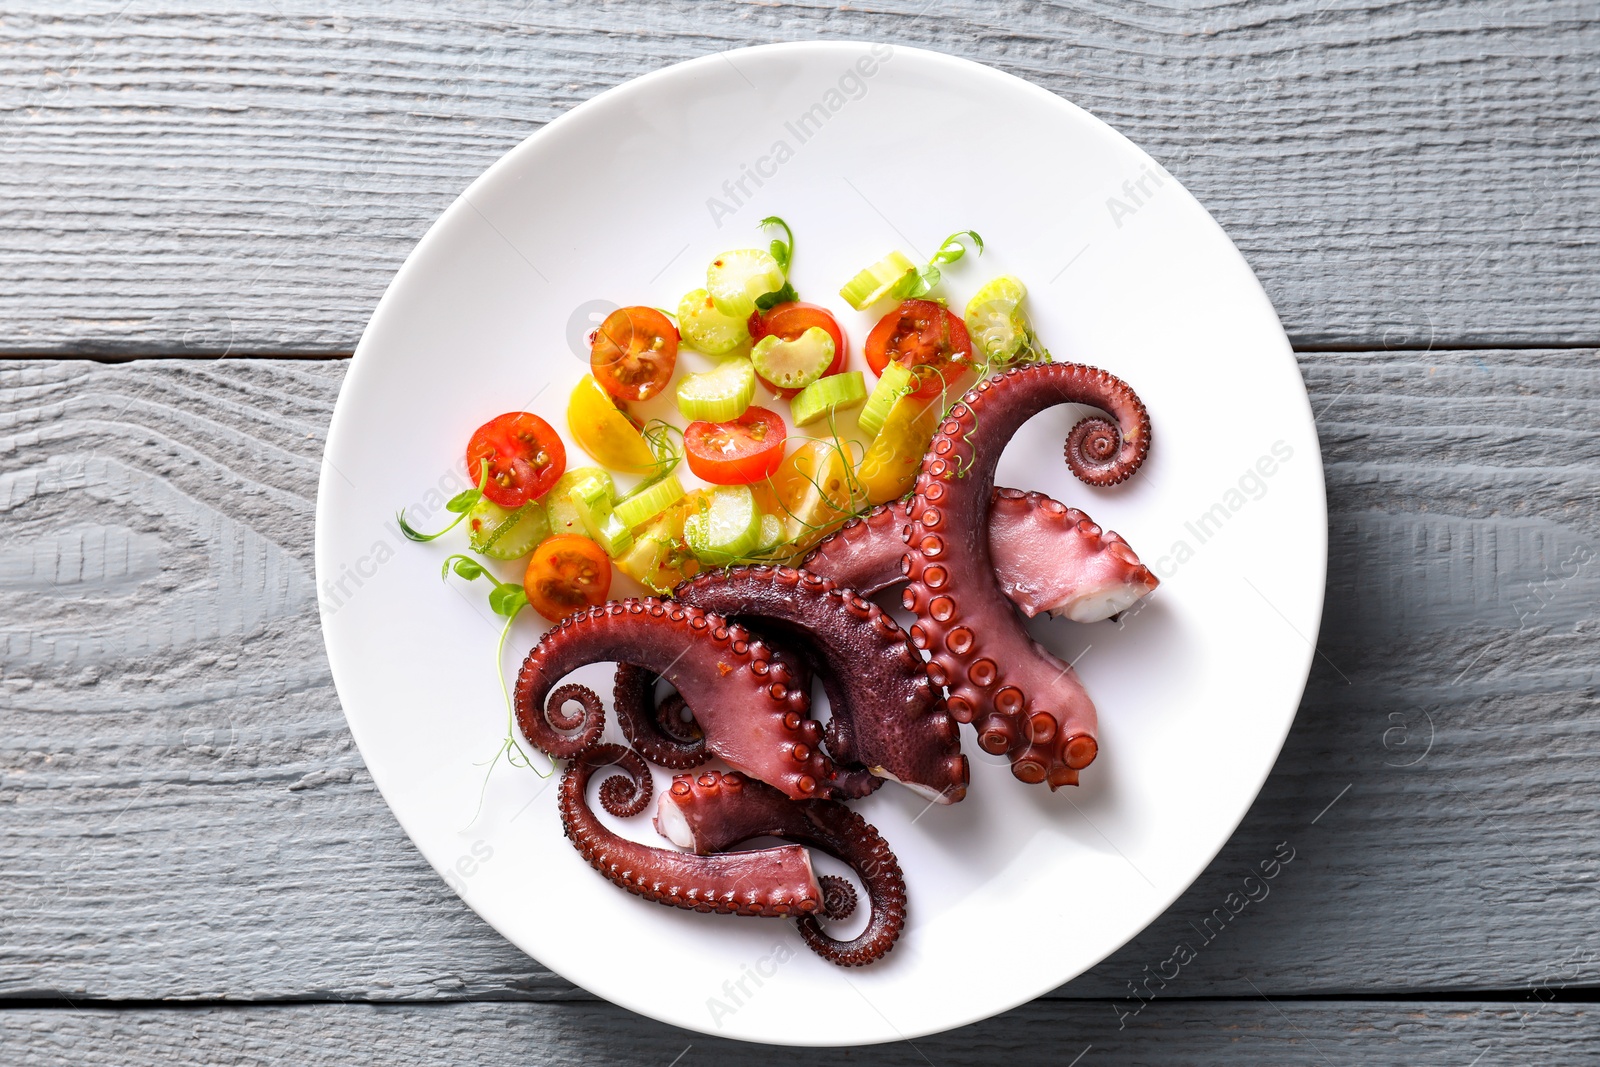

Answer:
[440,551,554,825]
[398,459,490,542]
[897,229,983,300]
[755,215,800,311]
[631,419,684,493]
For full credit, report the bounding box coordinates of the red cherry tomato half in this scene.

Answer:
[466,412,567,508]
[684,406,788,485]
[864,299,975,400]
[748,302,848,399]
[590,306,679,402]
[524,535,612,623]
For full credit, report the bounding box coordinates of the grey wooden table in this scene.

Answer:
[2,2,1597,1063]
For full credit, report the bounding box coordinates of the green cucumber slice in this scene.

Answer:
[570,475,633,556]
[706,249,784,320]
[467,498,551,560]
[676,358,757,422]
[545,467,613,539]
[684,485,761,565]
[614,474,685,530]
[857,362,914,439]
[678,288,750,355]
[750,326,834,390]
[790,371,866,427]
[839,250,916,310]
[751,512,785,555]
[964,275,1031,365]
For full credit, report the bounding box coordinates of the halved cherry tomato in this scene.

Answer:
[524,535,612,623]
[864,299,974,400]
[684,406,787,485]
[748,302,847,398]
[466,412,567,508]
[590,306,679,402]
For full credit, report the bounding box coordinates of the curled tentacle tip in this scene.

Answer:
[820,875,859,921]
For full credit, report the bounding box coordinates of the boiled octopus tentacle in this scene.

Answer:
[903,363,1150,789]
[561,745,823,917]
[612,664,710,769]
[673,566,967,804]
[528,683,606,759]
[611,644,815,771]
[820,876,858,921]
[803,489,1158,621]
[516,599,840,800]
[654,769,907,966]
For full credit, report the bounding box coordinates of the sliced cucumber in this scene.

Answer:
[684,485,761,565]
[570,475,633,557]
[751,512,785,555]
[615,474,685,530]
[676,358,757,422]
[467,498,551,560]
[790,371,866,427]
[964,274,1031,365]
[545,468,613,539]
[706,249,785,320]
[750,326,834,390]
[857,362,914,439]
[678,287,750,355]
[839,250,916,310]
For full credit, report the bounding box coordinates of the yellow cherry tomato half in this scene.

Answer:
[856,392,940,505]
[566,374,657,473]
[769,439,862,554]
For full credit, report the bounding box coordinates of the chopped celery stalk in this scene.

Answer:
[545,467,613,539]
[750,326,834,390]
[676,358,757,422]
[964,275,1032,365]
[467,498,551,560]
[684,485,761,565]
[615,474,685,530]
[839,250,916,310]
[751,512,785,555]
[707,249,785,320]
[570,476,633,556]
[790,371,866,427]
[678,287,750,355]
[857,362,914,439]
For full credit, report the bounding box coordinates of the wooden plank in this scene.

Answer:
[2,1000,1596,1064]
[1,1,1597,354]
[0,353,1596,1004]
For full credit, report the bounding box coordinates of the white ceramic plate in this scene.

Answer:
[316,42,1326,1046]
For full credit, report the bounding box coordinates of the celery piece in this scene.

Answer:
[790,371,866,427]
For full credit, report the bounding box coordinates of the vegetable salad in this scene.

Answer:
[401,217,1051,628]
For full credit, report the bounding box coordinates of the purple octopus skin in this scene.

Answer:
[610,643,814,771]
[803,489,1159,621]
[561,744,823,917]
[611,664,710,770]
[672,565,968,805]
[515,599,840,800]
[902,362,1151,789]
[653,768,907,966]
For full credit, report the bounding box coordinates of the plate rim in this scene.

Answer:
[315,38,1328,1045]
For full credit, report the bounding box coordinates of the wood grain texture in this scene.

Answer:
[0,353,1594,1006]
[3,1000,1597,1065]
[1,1,1597,355]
